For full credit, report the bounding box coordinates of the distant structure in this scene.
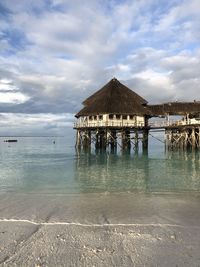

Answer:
[74,78,200,151]
[149,102,200,150]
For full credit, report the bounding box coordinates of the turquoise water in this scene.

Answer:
[0,136,200,194]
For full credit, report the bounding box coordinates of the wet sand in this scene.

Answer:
[0,192,200,266]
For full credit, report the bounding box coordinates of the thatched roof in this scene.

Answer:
[149,102,200,116]
[76,78,150,117]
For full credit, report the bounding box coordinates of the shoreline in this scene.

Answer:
[1,192,200,224]
[1,189,200,196]
[1,192,200,266]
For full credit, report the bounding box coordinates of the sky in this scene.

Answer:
[0,0,200,136]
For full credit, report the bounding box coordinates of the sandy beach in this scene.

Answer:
[1,192,200,266]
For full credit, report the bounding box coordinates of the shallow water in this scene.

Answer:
[0,136,200,194]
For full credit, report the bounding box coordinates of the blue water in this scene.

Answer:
[0,136,200,194]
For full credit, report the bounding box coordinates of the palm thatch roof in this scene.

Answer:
[75,78,150,118]
[149,102,200,116]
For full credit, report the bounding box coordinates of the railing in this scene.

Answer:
[74,121,145,128]
[74,119,200,129]
[149,121,178,128]
[149,120,200,128]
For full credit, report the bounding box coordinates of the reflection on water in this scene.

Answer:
[75,150,149,193]
[75,149,200,193]
[0,137,200,194]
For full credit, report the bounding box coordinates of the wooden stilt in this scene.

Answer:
[126,130,131,150]
[99,131,106,150]
[142,129,149,151]
[121,131,126,149]
[198,128,200,148]
[184,130,188,150]
[164,126,200,151]
[95,131,100,149]
[134,129,139,152]
[75,130,82,148]
[191,128,196,149]
[110,130,117,151]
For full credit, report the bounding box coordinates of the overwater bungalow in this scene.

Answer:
[74,78,150,150]
[74,78,200,151]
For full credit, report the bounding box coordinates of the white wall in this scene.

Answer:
[76,114,145,127]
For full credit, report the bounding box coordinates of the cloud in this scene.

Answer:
[0,78,30,104]
[0,78,18,91]
[0,113,74,136]
[0,92,29,104]
[0,0,200,134]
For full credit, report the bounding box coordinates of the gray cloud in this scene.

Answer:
[0,113,74,136]
[0,0,200,134]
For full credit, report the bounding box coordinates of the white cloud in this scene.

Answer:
[0,92,29,104]
[0,79,18,91]
[0,112,74,136]
[133,69,172,87]
[0,0,200,135]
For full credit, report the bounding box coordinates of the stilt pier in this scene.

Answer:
[74,78,200,152]
[165,126,200,150]
[75,126,149,152]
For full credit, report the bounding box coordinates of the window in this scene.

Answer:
[89,116,93,120]
[94,115,97,120]
[109,114,114,119]
[122,115,127,120]
[99,115,103,120]
[129,115,134,120]
[116,115,121,120]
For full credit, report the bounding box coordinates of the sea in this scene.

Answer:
[0,133,200,195]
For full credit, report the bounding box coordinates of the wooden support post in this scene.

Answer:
[198,128,200,148]
[187,129,192,148]
[180,130,184,149]
[99,131,103,148]
[75,130,80,148]
[165,130,168,150]
[87,130,91,148]
[121,130,126,150]
[165,130,167,149]
[126,130,131,150]
[167,114,169,126]
[82,131,88,149]
[186,113,189,124]
[99,130,106,150]
[95,131,100,149]
[110,130,117,151]
[165,129,175,150]
[172,131,175,149]
[113,131,117,149]
[121,130,131,150]
[168,130,172,149]
[103,130,107,149]
[142,129,149,151]
[184,130,188,150]
[195,128,198,148]
[191,128,196,149]
[134,129,139,152]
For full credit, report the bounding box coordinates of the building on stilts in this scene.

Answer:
[74,78,150,152]
[74,78,200,151]
[149,102,200,150]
